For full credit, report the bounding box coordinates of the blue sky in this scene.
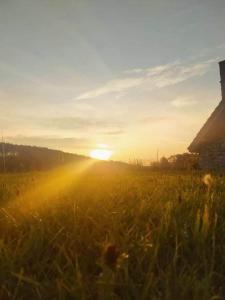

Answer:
[0,0,225,161]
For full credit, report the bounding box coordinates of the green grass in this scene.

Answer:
[0,168,225,299]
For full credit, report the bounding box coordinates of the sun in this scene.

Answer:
[90,148,113,160]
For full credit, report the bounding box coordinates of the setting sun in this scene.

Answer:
[90,149,113,160]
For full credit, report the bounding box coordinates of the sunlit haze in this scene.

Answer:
[1,0,225,161]
[90,148,113,160]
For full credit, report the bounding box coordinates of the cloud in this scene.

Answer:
[140,116,174,124]
[171,96,198,108]
[44,117,124,131]
[76,77,142,100]
[6,135,89,150]
[103,130,124,136]
[76,58,217,100]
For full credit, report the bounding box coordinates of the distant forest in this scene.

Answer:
[0,143,89,172]
[0,143,200,173]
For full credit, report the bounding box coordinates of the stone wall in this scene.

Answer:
[199,141,225,170]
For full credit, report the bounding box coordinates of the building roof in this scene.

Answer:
[188,100,225,152]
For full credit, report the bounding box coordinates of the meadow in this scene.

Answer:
[0,164,225,300]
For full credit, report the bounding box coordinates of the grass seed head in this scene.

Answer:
[203,173,213,188]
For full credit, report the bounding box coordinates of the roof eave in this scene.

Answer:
[188,141,203,153]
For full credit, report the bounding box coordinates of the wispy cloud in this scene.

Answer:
[77,77,142,100]
[140,115,174,124]
[6,135,89,150]
[171,96,198,108]
[103,129,124,136]
[76,58,217,100]
[43,117,124,131]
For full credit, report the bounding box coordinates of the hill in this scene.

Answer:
[0,143,90,172]
[0,143,133,173]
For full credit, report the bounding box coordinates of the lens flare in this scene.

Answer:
[90,149,113,160]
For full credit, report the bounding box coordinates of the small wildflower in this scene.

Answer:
[117,252,129,269]
[120,252,129,260]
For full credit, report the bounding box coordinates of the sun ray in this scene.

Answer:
[2,158,97,221]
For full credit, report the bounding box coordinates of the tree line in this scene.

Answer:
[0,143,88,172]
[150,153,199,170]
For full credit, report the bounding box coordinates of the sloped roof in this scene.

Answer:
[188,100,225,152]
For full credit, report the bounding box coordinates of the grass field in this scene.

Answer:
[0,165,225,299]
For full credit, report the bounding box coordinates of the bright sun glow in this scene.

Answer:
[90,149,113,160]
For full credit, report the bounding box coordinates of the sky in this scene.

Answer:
[0,0,225,162]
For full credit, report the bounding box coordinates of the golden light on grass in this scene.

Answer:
[3,158,97,220]
[90,148,113,160]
